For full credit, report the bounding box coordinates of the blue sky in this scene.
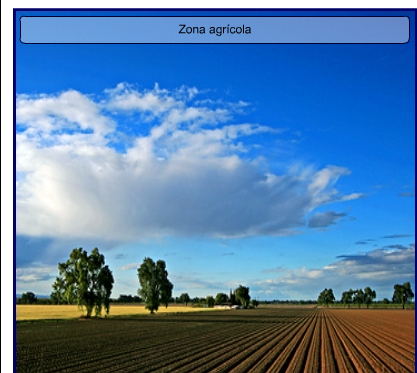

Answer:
[14,9,415,301]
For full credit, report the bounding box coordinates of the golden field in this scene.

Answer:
[16,304,224,321]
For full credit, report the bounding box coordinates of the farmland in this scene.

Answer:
[16,307,414,372]
[16,304,221,321]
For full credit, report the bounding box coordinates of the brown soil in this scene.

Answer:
[16,308,415,372]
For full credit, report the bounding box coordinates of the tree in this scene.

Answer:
[206,295,215,308]
[51,275,76,305]
[215,292,228,305]
[137,257,173,314]
[251,299,259,308]
[341,289,354,308]
[393,282,414,309]
[160,275,174,308]
[235,285,251,308]
[363,287,376,308]
[20,292,37,304]
[179,293,190,306]
[51,248,114,317]
[353,289,365,308]
[317,288,335,307]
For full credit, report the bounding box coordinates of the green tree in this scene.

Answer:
[235,285,251,308]
[318,288,335,307]
[51,248,114,317]
[20,292,37,304]
[215,292,228,305]
[341,289,354,308]
[393,282,414,309]
[160,270,174,308]
[250,299,259,308]
[50,276,76,304]
[206,295,215,308]
[179,293,190,306]
[353,289,365,308]
[137,257,173,314]
[363,286,376,308]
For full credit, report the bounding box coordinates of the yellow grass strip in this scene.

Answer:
[16,304,225,321]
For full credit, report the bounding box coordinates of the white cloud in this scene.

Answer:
[118,262,141,271]
[17,90,114,136]
[16,84,361,243]
[105,83,179,115]
[255,244,415,300]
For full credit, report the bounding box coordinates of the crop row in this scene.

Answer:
[16,308,414,372]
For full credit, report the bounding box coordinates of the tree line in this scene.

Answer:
[18,247,414,314]
[317,282,414,309]
[18,248,254,316]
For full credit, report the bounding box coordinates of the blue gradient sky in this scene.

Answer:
[15,9,415,301]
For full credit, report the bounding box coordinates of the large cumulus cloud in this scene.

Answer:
[16,83,362,243]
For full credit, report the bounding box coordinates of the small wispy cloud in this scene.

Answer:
[308,211,347,228]
[355,238,376,245]
[382,234,414,239]
[398,185,415,197]
[118,262,140,271]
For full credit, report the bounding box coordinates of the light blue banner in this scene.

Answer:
[20,16,410,44]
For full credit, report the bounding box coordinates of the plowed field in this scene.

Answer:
[16,308,415,372]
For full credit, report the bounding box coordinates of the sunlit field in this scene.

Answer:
[16,304,225,321]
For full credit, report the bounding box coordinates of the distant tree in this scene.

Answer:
[382,298,390,305]
[137,257,173,314]
[318,288,335,307]
[363,287,376,308]
[206,296,215,308]
[353,289,365,308]
[20,292,37,304]
[235,285,251,308]
[229,289,236,305]
[215,292,228,305]
[51,248,114,317]
[250,299,259,308]
[115,294,142,303]
[191,296,204,304]
[341,289,354,308]
[179,293,191,306]
[393,282,414,309]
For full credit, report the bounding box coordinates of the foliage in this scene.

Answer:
[19,292,38,304]
[160,277,174,308]
[51,248,114,317]
[363,287,376,308]
[352,288,365,308]
[113,294,142,303]
[392,282,414,309]
[137,257,173,313]
[235,285,251,308]
[250,299,259,308]
[215,292,229,305]
[317,288,335,306]
[206,295,215,308]
[341,289,354,308]
[341,287,376,308]
[179,293,191,306]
